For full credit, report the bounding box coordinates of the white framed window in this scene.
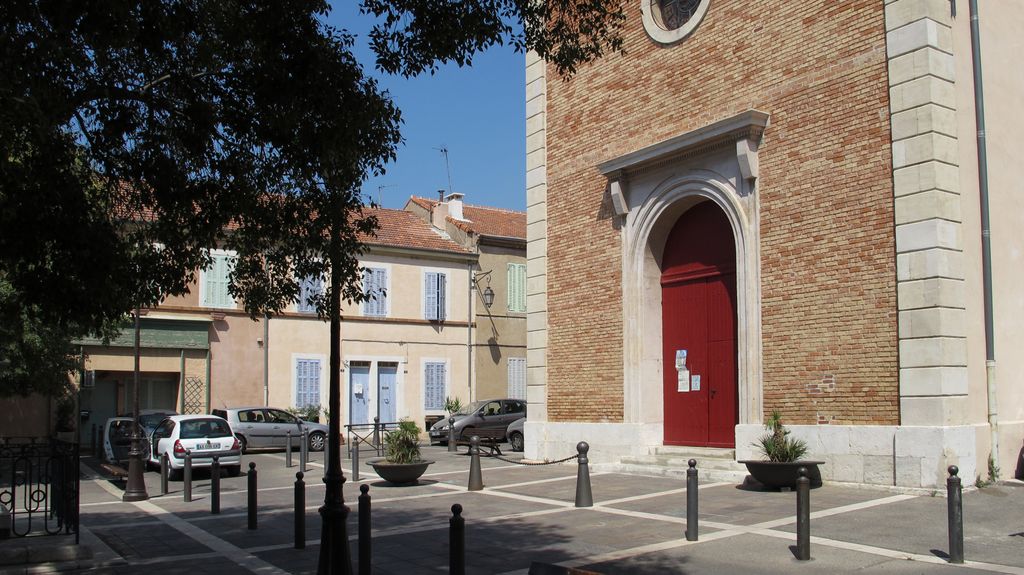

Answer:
[423,271,447,321]
[294,358,322,408]
[296,274,323,314]
[507,357,527,400]
[362,267,388,317]
[423,361,447,411]
[200,249,236,308]
[507,263,526,313]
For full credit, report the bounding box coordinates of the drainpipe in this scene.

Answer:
[467,262,474,405]
[968,0,998,474]
[263,314,270,407]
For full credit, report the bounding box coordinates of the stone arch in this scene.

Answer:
[620,169,762,439]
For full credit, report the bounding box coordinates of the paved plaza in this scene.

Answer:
[3,445,1023,574]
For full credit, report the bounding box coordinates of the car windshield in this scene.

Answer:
[454,401,488,416]
[179,419,233,439]
[139,413,172,430]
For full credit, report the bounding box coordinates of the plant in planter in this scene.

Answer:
[367,419,434,484]
[739,410,824,489]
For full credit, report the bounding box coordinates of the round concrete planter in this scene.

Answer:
[367,459,434,485]
[738,460,825,490]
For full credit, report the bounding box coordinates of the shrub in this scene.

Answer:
[287,404,324,423]
[755,410,808,462]
[384,419,422,464]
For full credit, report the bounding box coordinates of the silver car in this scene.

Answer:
[213,407,329,453]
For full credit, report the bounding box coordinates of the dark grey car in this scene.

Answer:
[428,399,526,444]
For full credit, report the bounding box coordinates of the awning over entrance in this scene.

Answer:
[75,315,210,350]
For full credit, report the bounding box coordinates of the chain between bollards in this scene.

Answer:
[247,462,257,530]
[574,442,593,508]
[467,436,483,491]
[685,459,698,541]
[447,416,457,453]
[359,484,371,575]
[450,503,465,575]
[796,466,811,561]
[286,431,293,468]
[183,450,193,503]
[160,453,169,496]
[947,465,964,564]
[294,471,305,549]
[210,456,220,514]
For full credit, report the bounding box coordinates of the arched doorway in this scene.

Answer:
[661,201,738,447]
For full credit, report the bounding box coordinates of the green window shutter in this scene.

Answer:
[202,252,235,308]
[508,263,526,313]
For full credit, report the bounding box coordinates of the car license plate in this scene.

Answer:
[198,441,221,450]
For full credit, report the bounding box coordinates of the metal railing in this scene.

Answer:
[0,438,79,542]
[344,418,399,458]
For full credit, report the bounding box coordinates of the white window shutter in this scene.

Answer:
[424,272,438,320]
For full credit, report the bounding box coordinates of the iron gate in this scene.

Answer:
[0,438,79,542]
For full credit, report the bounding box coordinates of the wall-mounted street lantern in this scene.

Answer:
[482,286,494,309]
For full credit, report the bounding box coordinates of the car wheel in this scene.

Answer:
[227,465,241,478]
[459,427,476,442]
[308,431,326,452]
[169,467,182,481]
[509,431,524,452]
[236,434,247,454]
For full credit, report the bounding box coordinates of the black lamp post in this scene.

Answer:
[122,305,149,502]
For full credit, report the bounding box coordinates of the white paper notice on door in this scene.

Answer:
[691,375,701,391]
[677,369,690,392]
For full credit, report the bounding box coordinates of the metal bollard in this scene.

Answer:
[358,484,371,575]
[294,471,305,549]
[286,431,293,468]
[447,416,457,452]
[796,467,811,561]
[300,429,308,473]
[160,453,169,496]
[210,456,221,514]
[183,450,193,503]
[575,441,593,508]
[467,436,483,491]
[449,503,465,575]
[247,462,257,530]
[373,416,380,447]
[947,465,964,564]
[685,459,698,541]
[352,442,360,482]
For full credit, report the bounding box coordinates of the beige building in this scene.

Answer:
[526,0,1024,488]
[264,207,476,431]
[405,194,528,403]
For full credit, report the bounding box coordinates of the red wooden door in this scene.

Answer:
[661,202,737,447]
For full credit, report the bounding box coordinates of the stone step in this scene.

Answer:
[619,454,745,472]
[651,446,736,460]
[596,461,750,484]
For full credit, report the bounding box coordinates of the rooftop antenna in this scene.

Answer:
[434,145,454,197]
[375,184,397,205]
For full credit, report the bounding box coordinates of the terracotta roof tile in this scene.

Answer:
[408,197,525,240]
[359,207,470,253]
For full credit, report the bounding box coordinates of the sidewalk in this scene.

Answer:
[5,445,1023,574]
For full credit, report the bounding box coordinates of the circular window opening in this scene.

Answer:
[642,0,710,45]
[652,0,703,31]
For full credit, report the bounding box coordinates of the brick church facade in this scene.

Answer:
[524,0,1023,488]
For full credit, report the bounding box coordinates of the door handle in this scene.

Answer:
[710,389,717,398]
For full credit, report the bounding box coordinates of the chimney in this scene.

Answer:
[446,193,465,221]
[431,189,449,228]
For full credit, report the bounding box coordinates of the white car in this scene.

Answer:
[147,414,242,479]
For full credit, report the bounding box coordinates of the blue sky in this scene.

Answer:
[326,3,527,213]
